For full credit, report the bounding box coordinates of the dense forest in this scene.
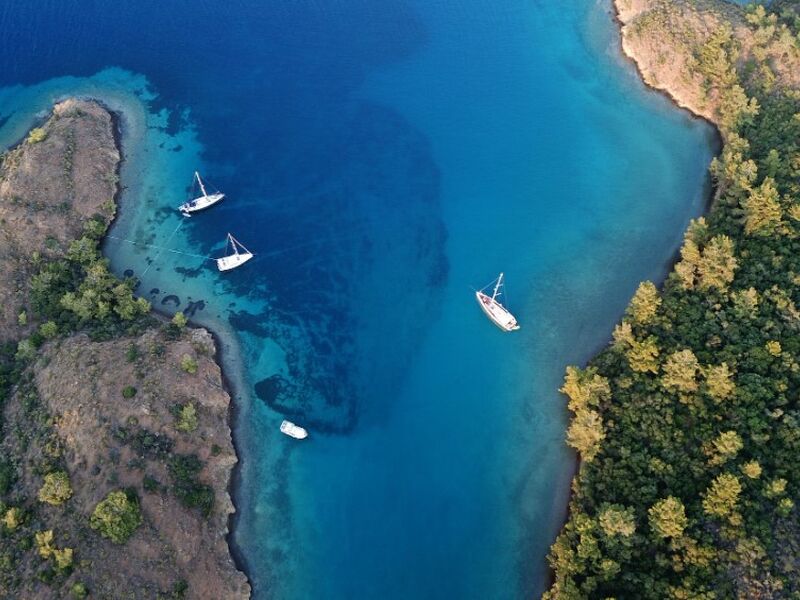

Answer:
[547,1,800,598]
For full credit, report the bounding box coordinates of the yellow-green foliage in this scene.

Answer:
[741,460,762,479]
[38,471,72,506]
[560,366,611,412]
[703,362,735,401]
[180,354,198,374]
[702,473,742,519]
[53,547,73,570]
[26,127,47,144]
[626,281,661,325]
[707,431,743,465]
[172,311,188,328]
[90,490,142,544]
[176,402,198,433]
[626,336,660,373]
[661,349,700,394]
[35,530,55,558]
[742,176,782,234]
[648,497,688,539]
[566,409,605,462]
[2,507,22,530]
[598,505,636,538]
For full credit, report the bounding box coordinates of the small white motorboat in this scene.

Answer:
[216,233,254,272]
[475,272,520,332]
[280,420,308,440]
[178,171,224,216]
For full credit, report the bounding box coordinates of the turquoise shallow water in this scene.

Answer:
[0,1,715,597]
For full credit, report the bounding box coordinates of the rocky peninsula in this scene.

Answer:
[547,0,800,598]
[0,100,249,598]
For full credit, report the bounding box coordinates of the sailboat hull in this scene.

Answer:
[476,291,520,332]
[179,192,225,214]
[216,251,253,272]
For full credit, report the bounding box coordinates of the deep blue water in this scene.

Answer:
[0,1,716,598]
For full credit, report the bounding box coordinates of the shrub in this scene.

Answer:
[180,354,198,374]
[168,454,214,517]
[70,582,88,599]
[90,490,142,544]
[121,385,137,399]
[2,507,22,530]
[0,459,15,495]
[38,471,72,506]
[53,547,73,570]
[26,128,47,144]
[172,311,188,329]
[175,403,198,433]
[39,321,58,339]
[126,343,139,362]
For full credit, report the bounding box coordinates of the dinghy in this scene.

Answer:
[216,233,253,272]
[475,272,520,332]
[179,171,224,216]
[280,420,308,440]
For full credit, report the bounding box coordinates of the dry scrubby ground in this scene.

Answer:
[0,99,119,341]
[0,100,249,598]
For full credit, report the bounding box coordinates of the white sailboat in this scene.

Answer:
[280,420,308,440]
[216,233,254,272]
[178,171,225,216]
[475,272,520,332]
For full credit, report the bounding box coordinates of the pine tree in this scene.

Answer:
[742,176,782,235]
[649,497,688,539]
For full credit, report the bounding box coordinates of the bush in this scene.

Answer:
[180,354,198,374]
[0,460,15,496]
[26,128,47,144]
[121,385,137,399]
[89,490,142,544]
[38,471,72,506]
[70,582,88,599]
[172,311,188,329]
[175,403,198,433]
[126,343,139,362]
[168,454,214,517]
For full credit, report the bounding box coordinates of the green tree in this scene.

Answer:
[90,490,142,544]
[703,473,742,519]
[566,409,605,461]
[649,497,688,539]
[662,349,700,394]
[627,281,661,325]
[560,366,611,412]
[708,431,743,465]
[698,235,738,291]
[598,504,636,538]
[704,362,735,401]
[626,336,660,373]
[742,176,782,235]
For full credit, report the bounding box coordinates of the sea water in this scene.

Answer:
[0,1,715,598]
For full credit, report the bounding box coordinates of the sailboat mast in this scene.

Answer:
[491,273,504,303]
[195,171,208,198]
